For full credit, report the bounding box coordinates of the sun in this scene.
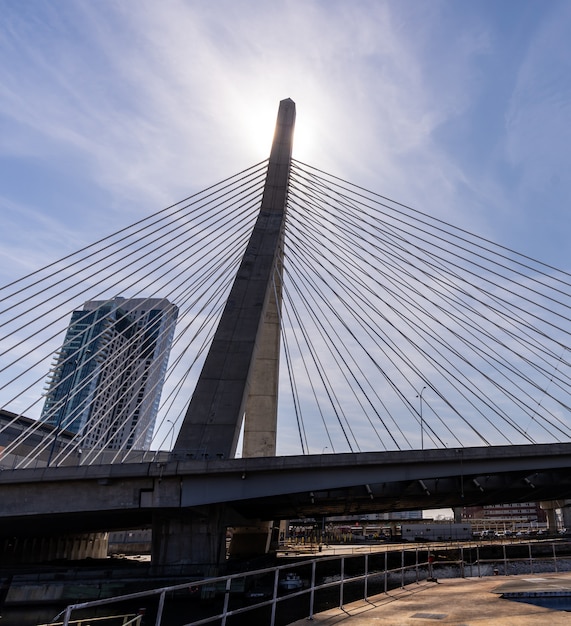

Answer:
[290,114,314,160]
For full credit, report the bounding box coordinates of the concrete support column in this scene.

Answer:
[540,500,560,533]
[151,505,227,576]
[279,519,289,544]
[562,501,571,530]
[228,523,273,558]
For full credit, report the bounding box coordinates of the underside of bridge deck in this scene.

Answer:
[1,444,571,568]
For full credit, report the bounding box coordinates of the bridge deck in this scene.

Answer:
[1,442,571,536]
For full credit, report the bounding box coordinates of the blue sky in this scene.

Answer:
[2,1,571,469]
[2,0,571,281]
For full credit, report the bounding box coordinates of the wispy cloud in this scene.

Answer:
[0,1,499,225]
[505,4,571,194]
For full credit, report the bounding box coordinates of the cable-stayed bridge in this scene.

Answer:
[1,99,571,571]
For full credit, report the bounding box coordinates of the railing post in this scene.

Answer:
[270,568,280,626]
[401,546,405,588]
[460,546,465,578]
[364,553,369,600]
[415,547,419,583]
[553,543,558,572]
[503,543,508,575]
[154,590,166,626]
[384,551,388,593]
[220,577,232,626]
[340,556,345,609]
[528,543,533,574]
[477,545,481,577]
[428,548,433,580]
[308,560,317,620]
[62,606,73,626]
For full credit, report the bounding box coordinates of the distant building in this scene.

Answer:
[327,511,422,522]
[41,297,177,450]
[378,511,422,521]
[402,522,472,542]
[463,503,547,530]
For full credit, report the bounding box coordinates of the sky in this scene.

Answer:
[2,0,571,281]
[2,0,571,467]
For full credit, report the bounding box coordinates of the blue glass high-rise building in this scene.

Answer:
[41,297,178,450]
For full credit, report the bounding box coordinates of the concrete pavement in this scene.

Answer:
[287,572,571,625]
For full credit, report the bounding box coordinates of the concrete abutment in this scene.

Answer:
[0,532,108,565]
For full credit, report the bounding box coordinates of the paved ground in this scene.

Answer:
[287,572,571,625]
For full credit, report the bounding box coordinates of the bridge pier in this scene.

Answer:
[151,506,227,576]
[562,501,571,530]
[228,521,280,558]
[541,499,571,532]
[539,500,571,534]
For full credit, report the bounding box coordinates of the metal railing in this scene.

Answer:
[48,540,571,626]
[39,614,143,626]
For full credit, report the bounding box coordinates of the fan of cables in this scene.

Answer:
[0,161,266,467]
[1,157,571,468]
[280,159,571,454]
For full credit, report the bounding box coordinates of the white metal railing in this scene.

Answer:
[48,540,571,626]
[39,614,143,626]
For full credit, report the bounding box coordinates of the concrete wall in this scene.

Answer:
[0,533,108,564]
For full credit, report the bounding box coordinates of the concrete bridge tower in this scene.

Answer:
[152,99,295,571]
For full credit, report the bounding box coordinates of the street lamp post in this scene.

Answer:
[417,386,427,450]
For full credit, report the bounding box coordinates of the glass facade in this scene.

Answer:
[41,297,178,450]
